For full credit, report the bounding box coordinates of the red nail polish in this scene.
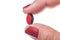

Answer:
[23,4,31,9]
[25,26,39,38]
[26,13,34,25]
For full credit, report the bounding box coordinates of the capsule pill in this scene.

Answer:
[26,13,34,25]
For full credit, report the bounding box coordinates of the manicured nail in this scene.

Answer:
[23,4,31,9]
[25,26,39,38]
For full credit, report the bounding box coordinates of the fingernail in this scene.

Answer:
[23,4,31,9]
[25,26,39,38]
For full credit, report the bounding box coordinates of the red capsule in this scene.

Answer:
[26,13,34,25]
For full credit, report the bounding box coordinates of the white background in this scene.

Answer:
[0,0,60,40]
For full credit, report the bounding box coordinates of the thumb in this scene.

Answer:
[23,0,46,14]
[25,23,60,40]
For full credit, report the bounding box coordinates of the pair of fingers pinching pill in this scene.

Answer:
[26,13,34,25]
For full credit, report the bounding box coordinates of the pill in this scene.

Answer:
[26,13,34,25]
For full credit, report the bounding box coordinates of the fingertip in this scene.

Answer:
[25,26,39,38]
[23,0,46,14]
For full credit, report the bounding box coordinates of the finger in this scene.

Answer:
[25,23,59,40]
[46,0,60,7]
[23,0,46,14]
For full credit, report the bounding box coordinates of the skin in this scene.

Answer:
[23,0,60,40]
[23,0,60,14]
[31,23,60,40]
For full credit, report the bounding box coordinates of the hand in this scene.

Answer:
[25,23,60,40]
[23,0,60,14]
[23,0,60,40]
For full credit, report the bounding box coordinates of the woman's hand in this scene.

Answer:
[25,23,60,40]
[23,0,60,14]
[23,0,60,40]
